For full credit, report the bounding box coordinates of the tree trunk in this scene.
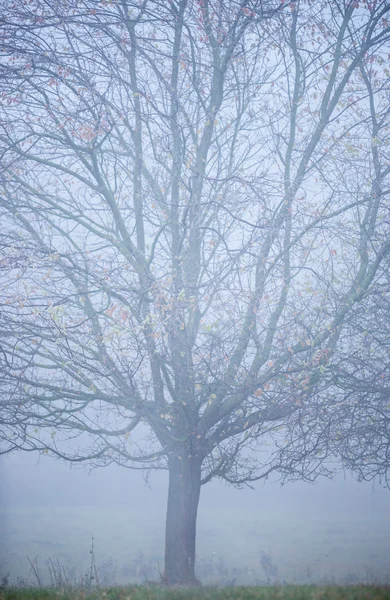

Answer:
[164,452,202,585]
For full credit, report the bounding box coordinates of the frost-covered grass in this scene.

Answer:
[2,585,390,600]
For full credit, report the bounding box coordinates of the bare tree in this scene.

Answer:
[1,0,389,584]
[327,262,390,487]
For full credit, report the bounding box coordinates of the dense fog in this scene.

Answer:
[1,452,389,586]
[1,0,390,588]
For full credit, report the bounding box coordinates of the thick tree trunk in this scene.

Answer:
[164,452,202,585]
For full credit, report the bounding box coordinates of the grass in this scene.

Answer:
[2,586,390,600]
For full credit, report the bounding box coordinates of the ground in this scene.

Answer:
[2,585,390,600]
[1,505,389,587]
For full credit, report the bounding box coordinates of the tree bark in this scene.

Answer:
[164,451,202,585]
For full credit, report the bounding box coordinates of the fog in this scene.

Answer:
[1,0,390,589]
[1,452,389,586]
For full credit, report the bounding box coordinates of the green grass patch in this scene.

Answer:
[2,586,390,600]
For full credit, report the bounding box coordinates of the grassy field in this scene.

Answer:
[2,585,390,600]
[1,505,390,587]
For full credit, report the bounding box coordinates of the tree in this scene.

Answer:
[1,0,389,584]
[327,263,390,487]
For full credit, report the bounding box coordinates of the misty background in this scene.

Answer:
[1,0,390,589]
[1,452,389,586]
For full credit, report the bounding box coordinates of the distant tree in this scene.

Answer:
[1,0,389,584]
